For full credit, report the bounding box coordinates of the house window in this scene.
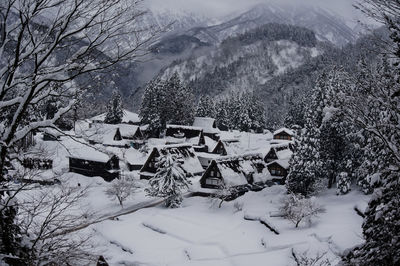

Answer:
[210,170,214,176]
[216,171,221,177]
[206,178,220,186]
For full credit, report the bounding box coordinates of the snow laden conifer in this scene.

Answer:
[140,78,163,137]
[336,172,351,195]
[145,151,191,208]
[104,90,124,124]
[196,95,216,118]
[286,75,327,197]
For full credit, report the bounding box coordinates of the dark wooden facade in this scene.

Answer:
[273,131,292,141]
[69,155,119,182]
[165,126,205,146]
[140,145,203,180]
[267,161,288,179]
[200,154,266,189]
[212,141,227,155]
[264,148,278,163]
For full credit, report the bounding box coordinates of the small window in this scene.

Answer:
[216,171,221,177]
[210,170,214,176]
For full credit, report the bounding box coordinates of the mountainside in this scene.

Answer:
[67,3,369,118]
[184,3,358,47]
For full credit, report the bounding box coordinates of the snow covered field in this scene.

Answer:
[81,185,369,266]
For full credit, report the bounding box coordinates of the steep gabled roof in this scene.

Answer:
[273,127,294,136]
[90,109,140,124]
[141,144,204,176]
[193,117,220,134]
[202,153,267,187]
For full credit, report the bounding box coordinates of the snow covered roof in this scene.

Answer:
[124,148,147,165]
[209,154,265,187]
[276,149,293,160]
[192,117,220,134]
[90,109,140,124]
[166,124,203,132]
[116,124,141,138]
[149,144,204,175]
[81,123,140,145]
[267,159,290,170]
[273,127,294,136]
[64,138,113,163]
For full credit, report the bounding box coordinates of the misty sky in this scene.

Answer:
[146,0,362,20]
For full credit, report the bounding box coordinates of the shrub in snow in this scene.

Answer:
[209,185,239,209]
[336,172,351,195]
[145,151,191,208]
[280,193,325,228]
[233,200,244,213]
[291,249,332,266]
[357,173,381,195]
[105,177,137,207]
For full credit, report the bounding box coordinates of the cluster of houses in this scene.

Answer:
[32,109,295,193]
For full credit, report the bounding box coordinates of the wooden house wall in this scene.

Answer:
[267,162,288,177]
[212,141,227,155]
[273,132,292,140]
[200,161,223,189]
[69,157,119,182]
[264,149,278,163]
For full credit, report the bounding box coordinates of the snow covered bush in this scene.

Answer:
[336,172,351,195]
[233,200,244,213]
[291,249,332,266]
[145,151,191,208]
[209,185,239,209]
[105,177,137,207]
[280,193,325,228]
[357,173,381,195]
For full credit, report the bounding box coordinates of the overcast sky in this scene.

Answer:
[145,0,362,20]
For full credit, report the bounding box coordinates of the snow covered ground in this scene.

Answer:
[82,186,369,266]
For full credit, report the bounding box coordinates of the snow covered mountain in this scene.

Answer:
[182,3,358,47]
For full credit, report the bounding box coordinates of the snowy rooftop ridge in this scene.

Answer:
[273,127,294,136]
[90,109,140,124]
[166,124,203,131]
[192,117,220,134]
[215,153,263,163]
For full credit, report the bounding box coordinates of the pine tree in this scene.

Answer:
[140,78,163,137]
[196,95,216,118]
[104,90,123,124]
[336,172,351,195]
[145,151,191,208]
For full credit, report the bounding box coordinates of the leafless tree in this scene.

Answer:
[16,184,95,265]
[105,176,137,207]
[0,0,159,178]
[291,249,332,266]
[280,193,325,228]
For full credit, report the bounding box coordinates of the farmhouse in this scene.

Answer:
[192,117,220,141]
[90,109,141,125]
[84,123,143,148]
[68,144,120,182]
[273,128,294,141]
[211,139,241,155]
[140,144,204,179]
[165,125,207,152]
[200,154,269,189]
[266,160,289,183]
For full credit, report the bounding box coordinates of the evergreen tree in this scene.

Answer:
[336,172,351,195]
[140,78,163,137]
[104,90,123,124]
[196,95,216,118]
[145,151,191,208]
[166,73,195,125]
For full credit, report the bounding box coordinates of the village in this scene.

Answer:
[18,109,295,199]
